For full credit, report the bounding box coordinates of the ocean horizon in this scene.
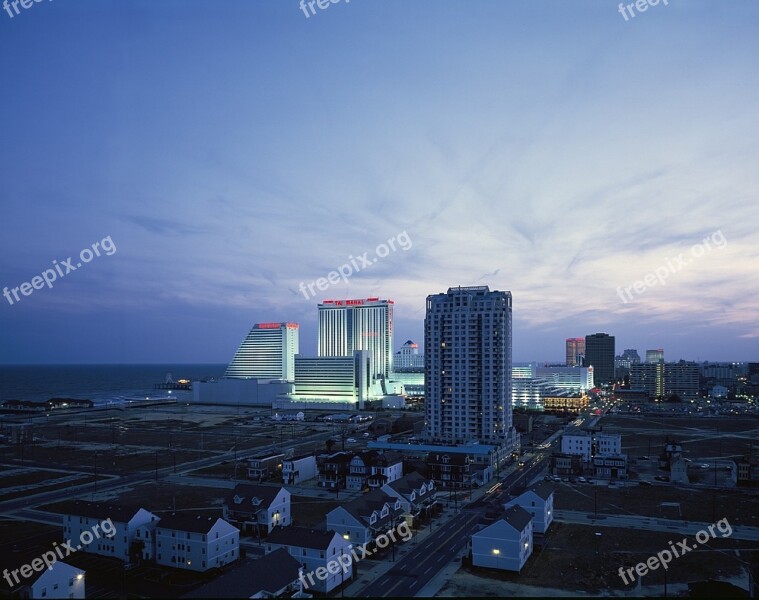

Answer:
[0,364,227,404]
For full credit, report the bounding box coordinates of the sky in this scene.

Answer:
[1,0,758,365]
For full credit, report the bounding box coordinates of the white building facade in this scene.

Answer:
[154,516,239,572]
[424,286,516,447]
[225,322,299,380]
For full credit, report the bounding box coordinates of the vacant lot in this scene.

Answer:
[441,522,754,595]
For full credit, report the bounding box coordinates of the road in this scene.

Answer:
[355,453,549,597]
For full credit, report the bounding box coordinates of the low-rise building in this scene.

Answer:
[223,484,291,536]
[471,505,533,572]
[283,454,317,485]
[248,452,285,482]
[154,514,239,572]
[381,472,437,524]
[326,489,404,549]
[59,501,159,564]
[592,454,628,480]
[735,457,759,488]
[503,482,554,534]
[426,452,472,489]
[266,527,352,594]
[318,452,352,489]
[346,450,403,490]
[4,559,85,600]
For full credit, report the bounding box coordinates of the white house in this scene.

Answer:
[346,451,404,491]
[381,471,437,522]
[283,454,318,485]
[472,505,533,572]
[326,489,404,548]
[503,482,554,534]
[154,514,239,572]
[223,484,291,536]
[560,432,592,460]
[266,526,352,594]
[14,561,85,600]
[60,501,159,563]
[594,432,622,456]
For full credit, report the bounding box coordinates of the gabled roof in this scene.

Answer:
[225,483,284,509]
[53,500,149,524]
[183,550,300,598]
[336,489,401,527]
[156,513,232,534]
[525,481,554,501]
[386,471,430,496]
[503,505,533,531]
[267,526,339,550]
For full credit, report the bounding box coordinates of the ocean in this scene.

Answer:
[0,364,226,405]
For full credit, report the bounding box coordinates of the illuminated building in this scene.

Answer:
[225,322,299,380]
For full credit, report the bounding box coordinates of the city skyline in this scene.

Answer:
[2,1,758,365]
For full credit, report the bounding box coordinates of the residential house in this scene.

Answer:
[223,484,291,536]
[59,501,159,564]
[326,489,404,549]
[346,451,403,491]
[4,559,85,600]
[426,452,471,489]
[248,452,285,482]
[503,482,554,534]
[266,526,352,594]
[317,452,352,489]
[471,505,533,572]
[183,550,306,599]
[282,454,317,485]
[549,452,583,476]
[381,471,438,524]
[154,513,239,572]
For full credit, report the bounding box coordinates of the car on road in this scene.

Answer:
[654,475,668,482]
[639,480,652,486]
[578,476,587,483]
[346,438,357,443]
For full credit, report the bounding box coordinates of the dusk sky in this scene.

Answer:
[1,0,757,364]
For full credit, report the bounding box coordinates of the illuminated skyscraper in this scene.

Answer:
[317,298,393,380]
[225,322,299,380]
[424,286,516,446]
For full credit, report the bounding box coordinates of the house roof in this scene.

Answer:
[53,500,149,523]
[183,550,300,599]
[225,483,283,508]
[386,471,430,495]
[267,526,338,550]
[338,489,401,527]
[156,513,230,534]
[526,481,554,501]
[503,505,532,531]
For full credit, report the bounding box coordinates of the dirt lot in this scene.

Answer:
[554,481,758,526]
[441,522,754,596]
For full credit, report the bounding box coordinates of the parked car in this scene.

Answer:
[578,476,587,483]
[639,480,653,486]
[346,438,357,443]
[654,475,668,482]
